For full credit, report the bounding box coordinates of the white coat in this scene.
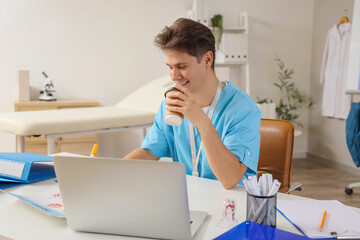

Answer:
[320,23,352,119]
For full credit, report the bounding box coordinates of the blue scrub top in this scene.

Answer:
[142,81,261,185]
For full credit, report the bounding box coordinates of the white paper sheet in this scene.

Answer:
[278,199,360,238]
[2,178,65,217]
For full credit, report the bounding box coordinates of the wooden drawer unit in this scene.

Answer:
[15,100,100,156]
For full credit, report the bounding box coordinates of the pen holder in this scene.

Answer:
[246,193,277,227]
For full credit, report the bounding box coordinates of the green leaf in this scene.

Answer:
[257,56,313,126]
[269,56,313,126]
[256,96,272,104]
[211,15,223,28]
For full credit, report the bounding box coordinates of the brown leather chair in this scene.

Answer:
[257,119,300,193]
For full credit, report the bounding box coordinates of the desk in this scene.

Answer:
[0,176,358,240]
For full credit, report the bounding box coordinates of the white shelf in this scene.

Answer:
[223,27,247,32]
[215,60,248,66]
[188,2,249,94]
[215,11,249,94]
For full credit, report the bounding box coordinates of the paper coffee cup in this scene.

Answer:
[164,87,184,126]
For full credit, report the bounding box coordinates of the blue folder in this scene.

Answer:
[0,152,55,189]
[213,221,312,240]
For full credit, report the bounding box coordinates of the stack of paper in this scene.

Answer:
[278,199,360,239]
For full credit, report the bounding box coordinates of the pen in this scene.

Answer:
[335,236,360,239]
[90,144,98,157]
[331,232,360,239]
[320,210,327,232]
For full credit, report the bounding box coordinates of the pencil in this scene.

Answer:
[320,210,327,232]
[90,144,98,157]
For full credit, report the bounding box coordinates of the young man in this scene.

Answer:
[125,18,261,189]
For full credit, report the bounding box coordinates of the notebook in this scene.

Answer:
[53,156,207,240]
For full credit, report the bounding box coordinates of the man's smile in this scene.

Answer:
[175,80,190,87]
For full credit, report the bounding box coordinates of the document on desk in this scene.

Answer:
[278,199,360,239]
[1,153,86,217]
[2,178,65,218]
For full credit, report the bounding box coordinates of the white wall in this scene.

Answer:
[0,0,314,157]
[308,0,356,168]
[0,0,193,156]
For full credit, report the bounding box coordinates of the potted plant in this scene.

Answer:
[257,57,313,128]
[211,14,223,51]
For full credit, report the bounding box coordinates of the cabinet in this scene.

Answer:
[15,100,100,156]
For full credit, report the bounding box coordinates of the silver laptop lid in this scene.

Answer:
[53,156,192,240]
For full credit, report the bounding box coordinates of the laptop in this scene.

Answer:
[53,156,208,240]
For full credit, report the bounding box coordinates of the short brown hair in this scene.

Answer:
[154,18,216,69]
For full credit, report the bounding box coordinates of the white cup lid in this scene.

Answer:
[165,115,182,126]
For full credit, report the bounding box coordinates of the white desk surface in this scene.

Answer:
[0,176,357,240]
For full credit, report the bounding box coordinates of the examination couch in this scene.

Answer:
[0,75,173,154]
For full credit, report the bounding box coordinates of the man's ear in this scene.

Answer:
[203,51,213,67]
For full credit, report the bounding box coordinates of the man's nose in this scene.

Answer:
[170,68,181,80]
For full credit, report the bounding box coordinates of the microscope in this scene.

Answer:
[39,72,56,101]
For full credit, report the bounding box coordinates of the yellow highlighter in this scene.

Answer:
[90,144,98,157]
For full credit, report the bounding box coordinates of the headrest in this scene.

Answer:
[115,75,173,113]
